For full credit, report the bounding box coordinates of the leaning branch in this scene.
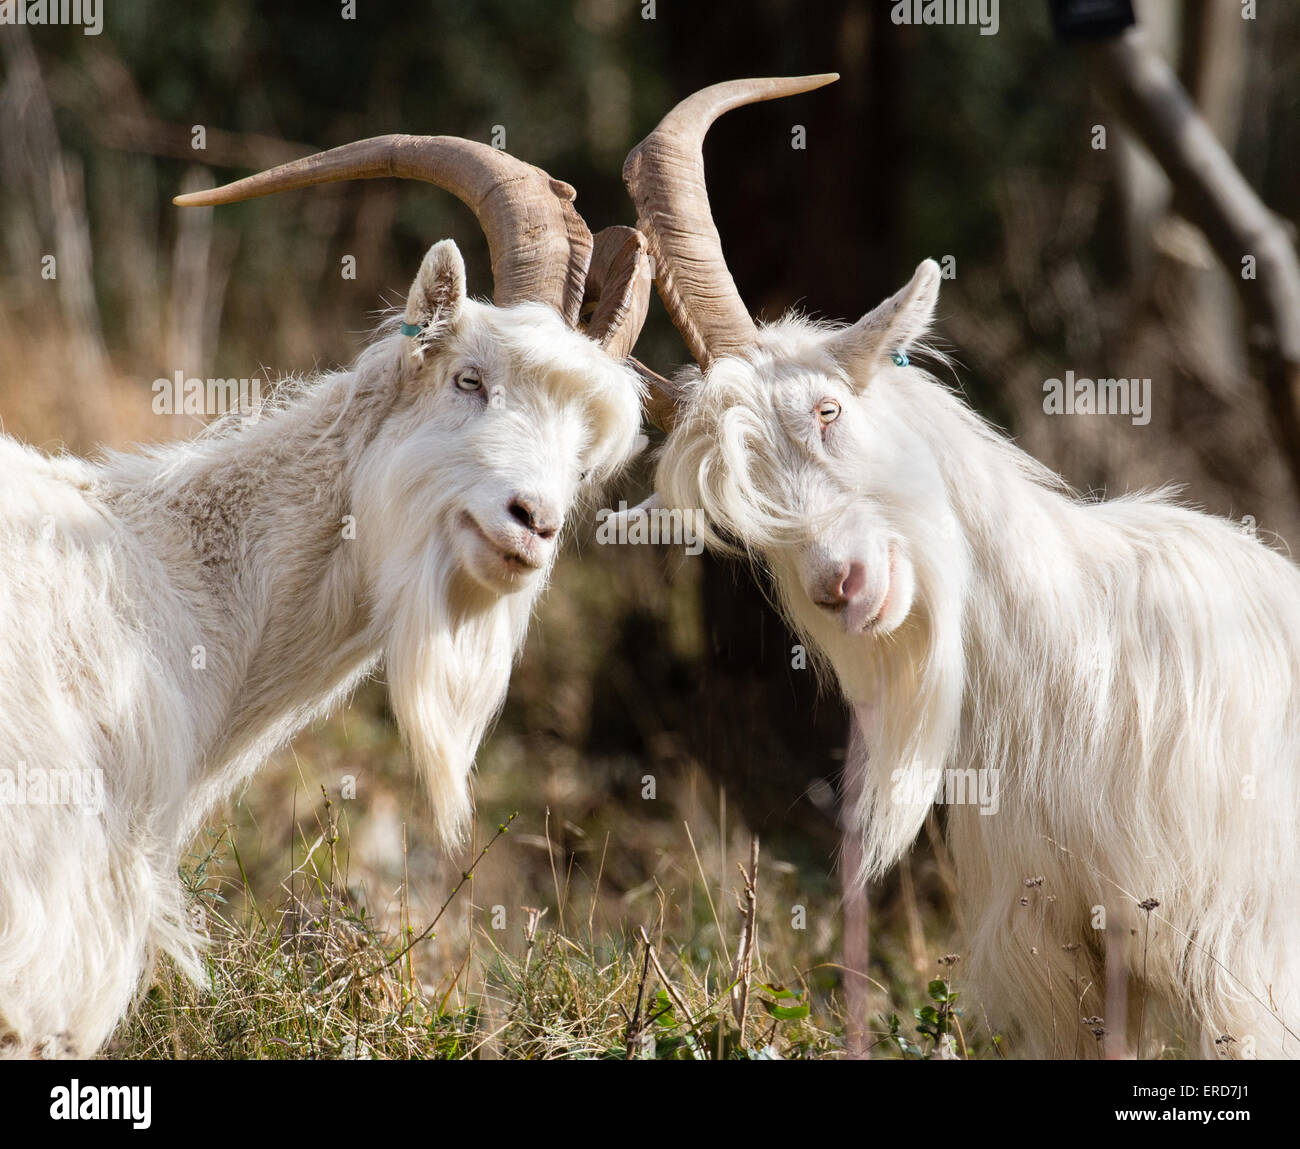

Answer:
[1083,28,1300,495]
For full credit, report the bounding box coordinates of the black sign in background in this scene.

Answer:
[1048,0,1138,40]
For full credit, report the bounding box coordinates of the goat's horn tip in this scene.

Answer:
[173,192,209,207]
[779,72,838,91]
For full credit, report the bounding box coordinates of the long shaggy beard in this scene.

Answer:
[770,509,971,882]
[378,538,524,849]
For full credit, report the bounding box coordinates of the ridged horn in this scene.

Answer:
[174,134,592,325]
[584,225,653,359]
[622,74,838,368]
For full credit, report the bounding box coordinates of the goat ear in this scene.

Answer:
[404,239,466,336]
[827,259,940,381]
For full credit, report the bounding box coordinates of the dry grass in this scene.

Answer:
[107,805,850,1060]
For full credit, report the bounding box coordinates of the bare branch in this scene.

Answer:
[1083,27,1300,493]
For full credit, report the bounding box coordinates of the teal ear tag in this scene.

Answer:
[891,350,909,367]
[400,322,423,337]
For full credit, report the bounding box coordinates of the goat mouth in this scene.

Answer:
[503,551,543,571]
[859,548,897,632]
[862,547,903,632]
[462,513,545,573]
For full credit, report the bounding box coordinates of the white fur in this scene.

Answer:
[0,241,644,1057]
[655,262,1300,1058]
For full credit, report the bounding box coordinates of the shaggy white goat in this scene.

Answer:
[0,136,647,1057]
[630,76,1300,1058]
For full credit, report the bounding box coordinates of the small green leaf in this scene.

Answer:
[759,983,801,1000]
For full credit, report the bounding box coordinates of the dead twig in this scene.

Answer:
[730,835,759,1043]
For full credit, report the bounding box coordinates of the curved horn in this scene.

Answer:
[583,228,677,428]
[584,226,652,359]
[623,74,838,367]
[174,135,593,325]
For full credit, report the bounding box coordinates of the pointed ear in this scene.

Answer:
[403,239,466,337]
[827,259,940,381]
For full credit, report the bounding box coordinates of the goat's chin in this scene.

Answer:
[455,512,549,595]
[868,550,915,635]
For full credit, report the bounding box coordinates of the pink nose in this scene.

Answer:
[508,495,560,540]
[813,562,866,608]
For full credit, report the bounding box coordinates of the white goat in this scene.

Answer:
[629,77,1300,1058]
[0,135,648,1057]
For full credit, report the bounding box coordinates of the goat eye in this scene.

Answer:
[817,399,841,424]
[454,370,482,392]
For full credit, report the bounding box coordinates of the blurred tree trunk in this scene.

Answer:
[0,26,116,447]
[1178,0,1250,393]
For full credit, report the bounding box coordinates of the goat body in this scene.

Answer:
[655,272,1300,1058]
[0,241,642,1056]
[626,76,1300,1058]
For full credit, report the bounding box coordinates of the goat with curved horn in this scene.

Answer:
[0,130,650,1057]
[640,77,1300,1059]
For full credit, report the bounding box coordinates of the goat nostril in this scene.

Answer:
[816,563,864,609]
[841,562,867,601]
[508,497,560,539]
[508,499,535,531]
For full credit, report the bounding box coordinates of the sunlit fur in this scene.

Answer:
[655,265,1300,1058]
[0,241,643,1057]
